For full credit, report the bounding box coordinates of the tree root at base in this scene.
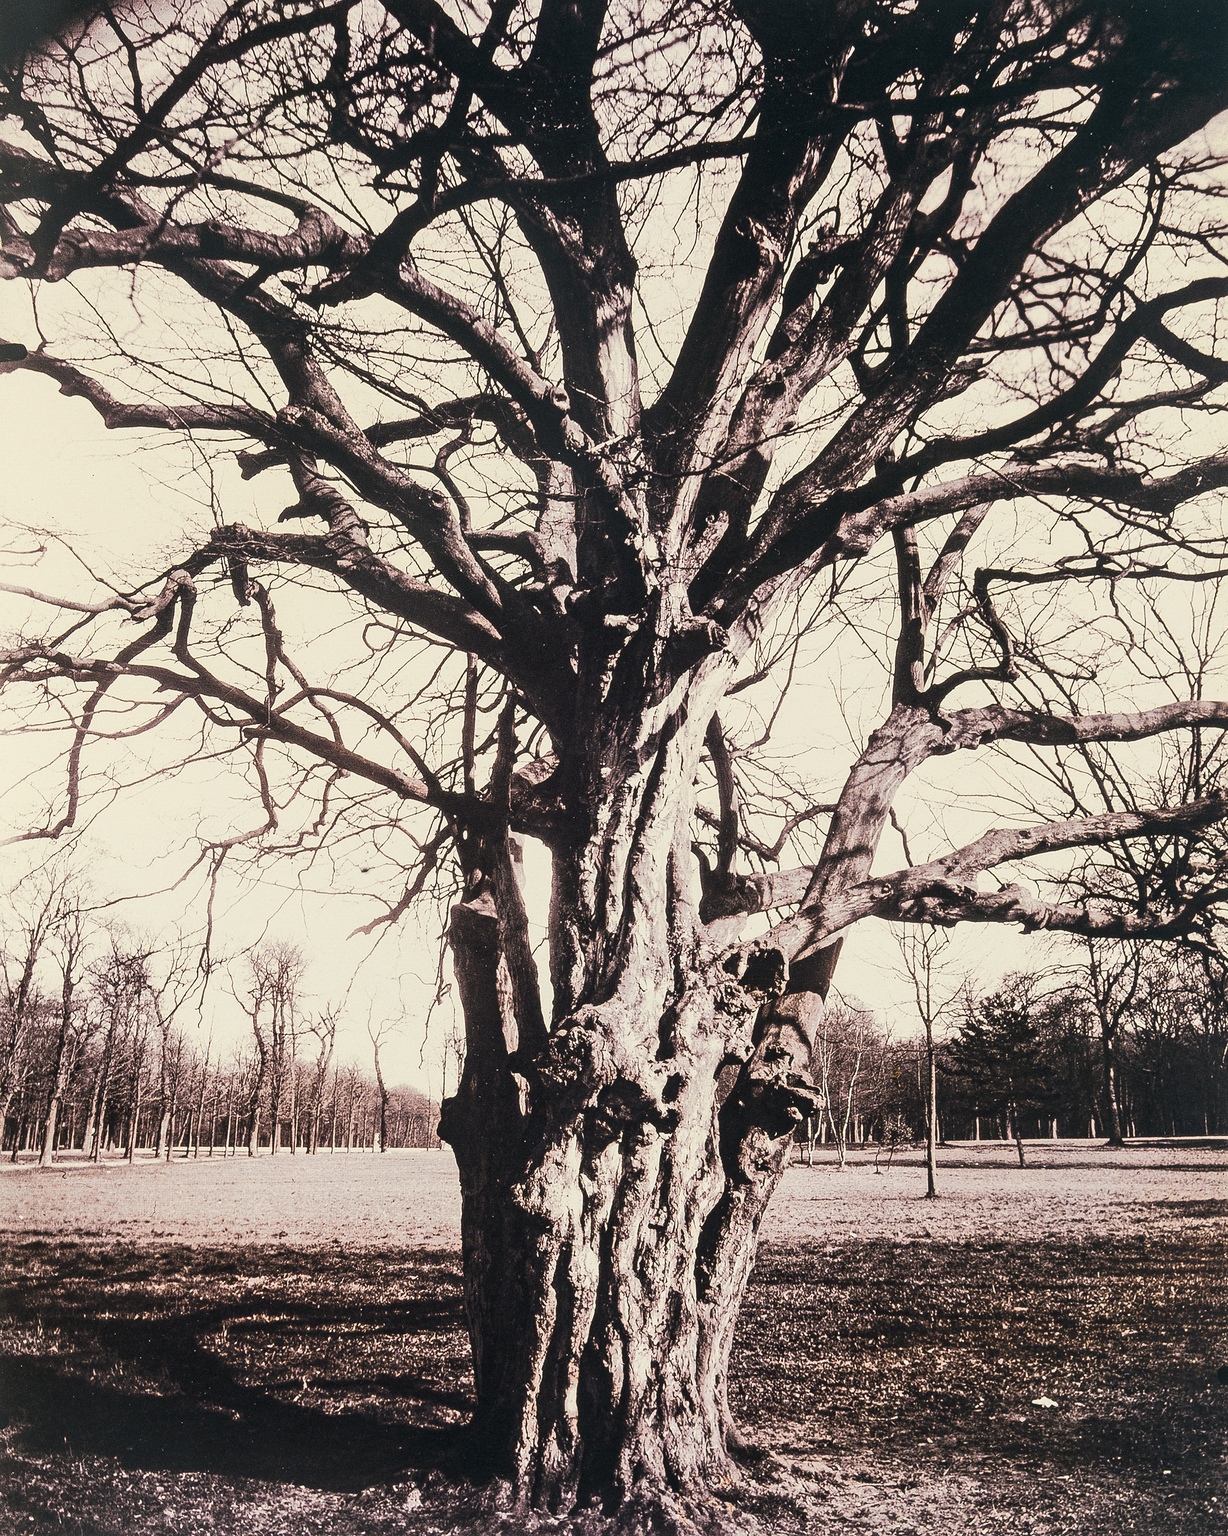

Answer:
[405,1460,826,1536]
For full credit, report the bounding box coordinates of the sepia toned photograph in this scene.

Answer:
[1,1,1226,1531]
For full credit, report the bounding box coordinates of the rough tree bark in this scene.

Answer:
[442,762,812,1508]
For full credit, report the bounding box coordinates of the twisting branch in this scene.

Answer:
[0,636,441,814]
[942,699,1228,753]
[0,344,275,437]
[733,796,1228,949]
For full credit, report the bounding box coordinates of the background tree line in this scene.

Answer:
[801,941,1228,1160]
[0,876,438,1163]
[9,869,1222,1165]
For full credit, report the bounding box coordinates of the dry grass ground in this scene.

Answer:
[1,1145,1226,1534]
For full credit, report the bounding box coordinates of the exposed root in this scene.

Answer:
[403,1462,825,1536]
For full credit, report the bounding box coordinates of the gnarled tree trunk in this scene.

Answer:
[438,687,821,1513]
[445,918,809,1510]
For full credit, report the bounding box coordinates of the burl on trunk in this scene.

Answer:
[439,719,822,1514]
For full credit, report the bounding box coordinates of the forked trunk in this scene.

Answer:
[438,766,818,1515]
[444,940,797,1509]
[421,588,845,1516]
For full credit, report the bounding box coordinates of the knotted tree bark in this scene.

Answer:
[440,703,822,1511]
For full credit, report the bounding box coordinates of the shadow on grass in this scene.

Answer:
[1140,1199,1228,1218]
[3,1229,1227,1509]
[0,1243,470,1491]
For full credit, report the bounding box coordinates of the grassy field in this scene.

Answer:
[1,1146,1226,1534]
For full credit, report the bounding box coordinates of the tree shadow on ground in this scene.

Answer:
[0,1242,470,1491]
[1140,1199,1228,1218]
[3,1230,1227,1529]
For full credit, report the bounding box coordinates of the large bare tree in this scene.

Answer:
[4,0,1228,1518]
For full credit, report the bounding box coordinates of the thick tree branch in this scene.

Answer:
[716,796,1228,922]
[727,796,1228,962]
[704,714,740,879]
[717,446,1228,621]
[0,345,275,437]
[943,698,1228,754]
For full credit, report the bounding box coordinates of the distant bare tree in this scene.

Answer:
[873,1112,914,1173]
[808,997,872,1169]
[897,927,961,1197]
[189,1037,212,1156]
[1080,939,1143,1145]
[122,992,151,1165]
[304,1006,338,1153]
[239,970,270,1158]
[369,1018,393,1154]
[0,875,62,1151]
[83,935,148,1161]
[240,941,305,1155]
[37,897,92,1165]
[147,945,197,1158]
